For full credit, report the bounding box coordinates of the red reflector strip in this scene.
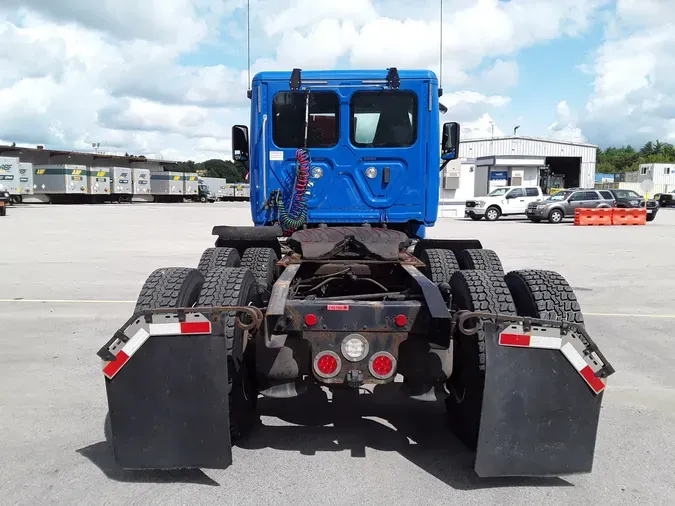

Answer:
[561,342,606,394]
[102,327,150,380]
[499,333,531,346]
[102,350,129,379]
[499,333,562,349]
[180,321,212,334]
[148,321,212,336]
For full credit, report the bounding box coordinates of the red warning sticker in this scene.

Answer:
[327,305,350,311]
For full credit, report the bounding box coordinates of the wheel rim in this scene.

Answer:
[552,211,562,222]
[487,209,498,220]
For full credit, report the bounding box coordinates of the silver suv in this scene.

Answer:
[526,188,614,223]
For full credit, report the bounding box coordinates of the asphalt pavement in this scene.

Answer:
[1,202,673,505]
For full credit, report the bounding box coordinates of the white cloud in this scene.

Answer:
[577,0,675,146]
[547,101,587,143]
[460,114,505,139]
[0,0,611,160]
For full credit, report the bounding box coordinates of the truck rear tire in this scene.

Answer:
[458,249,504,273]
[197,267,259,441]
[419,248,460,284]
[504,269,584,325]
[240,247,279,297]
[446,270,517,449]
[197,246,241,276]
[134,267,204,313]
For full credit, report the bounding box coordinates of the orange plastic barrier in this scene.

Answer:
[574,208,613,226]
[612,208,646,225]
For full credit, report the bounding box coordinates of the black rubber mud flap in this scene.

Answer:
[474,320,603,478]
[105,334,232,470]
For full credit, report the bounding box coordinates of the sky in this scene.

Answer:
[0,0,673,162]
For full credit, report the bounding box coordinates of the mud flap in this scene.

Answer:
[474,321,603,477]
[105,333,232,470]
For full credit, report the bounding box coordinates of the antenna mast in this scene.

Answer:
[246,0,252,99]
[439,0,443,97]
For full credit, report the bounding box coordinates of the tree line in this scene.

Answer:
[172,159,248,182]
[597,140,675,174]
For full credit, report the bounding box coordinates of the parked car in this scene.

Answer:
[526,188,614,223]
[465,185,544,221]
[601,188,658,222]
[654,190,675,208]
[0,183,9,216]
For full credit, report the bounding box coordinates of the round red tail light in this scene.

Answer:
[314,351,341,378]
[394,314,408,327]
[304,313,317,326]
[369,352,396,379]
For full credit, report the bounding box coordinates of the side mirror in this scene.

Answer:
[232,125,249,162]
[441,122,460,161]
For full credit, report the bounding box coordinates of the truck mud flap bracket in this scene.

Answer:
[467,316,614,478]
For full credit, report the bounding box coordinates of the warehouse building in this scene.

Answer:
[439,136,598,217]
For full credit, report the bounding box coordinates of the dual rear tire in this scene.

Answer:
[419,247,585,449]
[134,263,262,442]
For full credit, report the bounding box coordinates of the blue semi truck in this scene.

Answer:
[99,68,614,478]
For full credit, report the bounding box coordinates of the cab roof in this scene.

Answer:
[252,69,438,83]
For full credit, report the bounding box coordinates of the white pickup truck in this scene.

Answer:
[465,185,544,221]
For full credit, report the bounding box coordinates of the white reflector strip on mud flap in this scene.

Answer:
[101,313,212,380]
[498,323,607,394]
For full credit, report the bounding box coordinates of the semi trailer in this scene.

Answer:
[150,170,184,202]
[99,68,614,478]
[131,168,152,202]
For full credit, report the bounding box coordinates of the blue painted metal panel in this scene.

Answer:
[247,69,441,237]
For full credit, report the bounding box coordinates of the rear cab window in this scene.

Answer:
[272,91,339,148]
[525,187,540,197]
[350,91,418,148]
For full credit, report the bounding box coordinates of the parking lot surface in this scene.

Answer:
[1,203,674,505]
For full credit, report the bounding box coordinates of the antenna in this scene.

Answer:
[246,0,252,99]
[439,0,443,97]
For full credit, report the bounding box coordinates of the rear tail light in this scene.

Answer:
[314,351,341,379]
[369,352,396,379]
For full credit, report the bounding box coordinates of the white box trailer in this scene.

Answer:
[110,167,133,203]
[89,167,112,202]
[223,183,235,199]
[199,177,228,200]
[235,183,250,200]
[132,168,152,202]
[183,173,199,200]
[151,171,184,202]
[18,162,34,197]
[0,156,21,199]
[34,164,88,194]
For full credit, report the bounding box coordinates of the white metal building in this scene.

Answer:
[638,163,675,190]
[438,136,598,217]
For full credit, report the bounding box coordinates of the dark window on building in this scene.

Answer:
[272,91,339,148]
[350,91,418,148]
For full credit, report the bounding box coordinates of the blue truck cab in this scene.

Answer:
[232,68,459,238]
